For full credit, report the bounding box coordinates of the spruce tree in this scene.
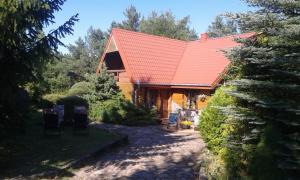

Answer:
[122,5,141,31]
[225,0,300,178]
[76,65,120,108]
[140,11,198,40]
[207,15,238,37]
[0,0,78,134]
[94,64,120,101]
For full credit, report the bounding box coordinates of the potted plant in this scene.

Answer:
[180,120,193,129]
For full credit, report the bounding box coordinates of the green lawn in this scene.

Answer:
[0,109,119,179]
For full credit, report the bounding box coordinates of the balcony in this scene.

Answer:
[107,69,126,82]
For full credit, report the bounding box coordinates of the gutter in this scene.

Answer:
[134,82,211,87]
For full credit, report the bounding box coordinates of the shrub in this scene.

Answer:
[199,86,235,154]
[202,149,227,179]
[41,93,65,108]
[46,73,73,93]
[83,67,120,103]
[89,102,103,121]
[57,96,89,123]
[68,81,93,96]
[90,98,157,126]
[109,107,123,124]
[89,97,123,121]
[42,93,65,104]
[199,86,240,178]
[120,102,157,126]
[101,111,110,123]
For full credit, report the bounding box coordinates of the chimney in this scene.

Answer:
[200,33,208,42]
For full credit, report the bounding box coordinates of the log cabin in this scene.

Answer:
[96,28,253,119]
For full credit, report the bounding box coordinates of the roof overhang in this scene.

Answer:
[135,82,213,90]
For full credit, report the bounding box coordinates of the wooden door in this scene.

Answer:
[160,90,169,118]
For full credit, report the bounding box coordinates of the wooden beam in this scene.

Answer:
[107,69,126,73]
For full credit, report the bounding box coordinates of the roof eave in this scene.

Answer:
[136,82,213,90]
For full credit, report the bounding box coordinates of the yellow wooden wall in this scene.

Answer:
[171,90,187,109]
[117,71,133,101]
[197,96,211,109]
[196,89,211,110]
[117,82,133,101]
[170,90,211,111]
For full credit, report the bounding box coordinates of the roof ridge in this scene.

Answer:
[112,28,189,43]
[188,32,255,43]
[209,32,255,40]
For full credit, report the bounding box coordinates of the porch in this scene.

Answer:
[133,87,211,120]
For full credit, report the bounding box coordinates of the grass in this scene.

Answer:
[0,109,119,179]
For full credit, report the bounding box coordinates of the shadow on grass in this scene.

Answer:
[0,111,119,179]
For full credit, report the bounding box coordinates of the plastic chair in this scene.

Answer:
[166,113,179,131]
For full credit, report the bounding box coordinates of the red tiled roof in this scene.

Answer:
[112,28,186,84]
[105,28,254,88]
[172,33,254,87]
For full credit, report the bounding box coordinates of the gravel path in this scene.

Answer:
[71,123,206,180]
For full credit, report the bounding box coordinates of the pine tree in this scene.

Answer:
[109,6,197,40]
[207,15,238,37]
[108,5,140,32]
[84,64,120,104]
[225,0,300,178]
[140,11,198,40]
[121,5,141,31]
[0,0,78,134]
[94,64,120,101]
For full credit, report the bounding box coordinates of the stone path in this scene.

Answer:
[71,123,206,180]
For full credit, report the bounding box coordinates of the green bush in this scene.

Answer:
[199,86,235,154]
[120,102,157,126]
[202,150,227,179]
[89,97,157,126]
[101,111,110,122]
[89,98,122,121]
[42,93,65,104]
[40,93,65,108]
[47,73,73,93]
[89,102,103,121]
[57,96,89,123]
[68,81,93,96]
[109,107,123,124]
[199,86,240,178]
[65,69,156,126]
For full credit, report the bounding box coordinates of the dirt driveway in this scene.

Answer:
[71,123,206,180]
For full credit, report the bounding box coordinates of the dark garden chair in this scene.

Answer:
[43,109,62,135]
[54,105,64,125]
[73,106,89,134]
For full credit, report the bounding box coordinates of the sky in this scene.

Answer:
[46,0,253,53]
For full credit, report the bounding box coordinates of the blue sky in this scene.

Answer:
[46,0,253,52]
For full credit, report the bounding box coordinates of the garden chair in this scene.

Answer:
[43,109,62,135]
[73,106,89,134]
[165,113,179,131]
[54,105,64,126]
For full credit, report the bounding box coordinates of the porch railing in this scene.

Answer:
[107,69,126,82]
